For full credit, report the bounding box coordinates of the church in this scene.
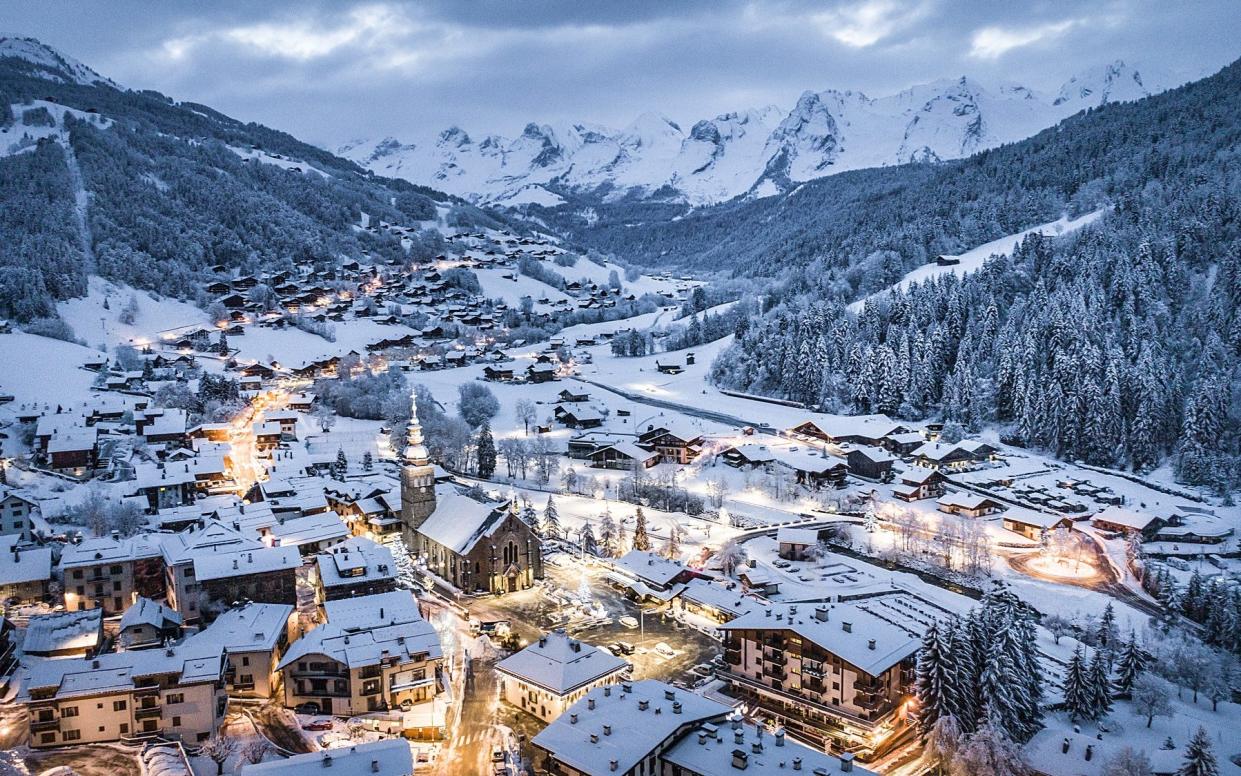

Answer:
[401,392,543,595]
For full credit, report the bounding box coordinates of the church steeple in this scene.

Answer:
[400,388,437,542]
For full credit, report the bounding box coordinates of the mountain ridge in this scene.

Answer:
[340,61,1176,207]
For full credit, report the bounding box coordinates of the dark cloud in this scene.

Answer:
[1,0,1237,146]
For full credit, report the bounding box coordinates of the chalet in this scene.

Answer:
[846,446,895,481]
[777,527,821,561]
[911,442,977,470]
[654,360,684,375]
[1002,510,1074,542]
[637,422,703,464]
[788,416,907,447]
[208,601,296,699]
[244,741,414,776]
[1090,506,1167,540]
[891,468,947,501]
[672,578,769,624]
[218,293,247,309]
[769,447,848,489]
[47,428,97,474]
[589,441,659,470]
[24,609,104,658]
[483,365,516,381]
[253,421,284,452]
[883,431,926,455]
[554,405,604,429]
[719,443,776,468]
[527,363,557,383]
[0,487,39,541]
[496,629,629,723]
[736,565,779,596]
[557,388,590,403]
[936,492,1004,518]
[934,255,960,266]
[609,550,699,600]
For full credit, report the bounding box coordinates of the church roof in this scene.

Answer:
[416,486,511,555]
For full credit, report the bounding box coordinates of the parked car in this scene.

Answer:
[619,615,639,629]
[302,719,333,731]
[655,642,676,659]
[611,641,636,655]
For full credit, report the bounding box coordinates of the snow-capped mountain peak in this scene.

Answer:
[340,61,1178,206]
[0,35,118,88]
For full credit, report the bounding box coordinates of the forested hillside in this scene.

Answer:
[0,44,505,322]
[703,60,1241,490]
[544,59,1241,295]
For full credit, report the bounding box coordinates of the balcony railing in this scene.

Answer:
[135,706,162,720]
[31,718,59,732]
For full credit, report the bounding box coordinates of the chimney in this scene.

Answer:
[379,607,384,620]
[731,750,749,770]
[588,698,595,710]
[793,757,802,770]
[842,622,852,633]
[673,702,682,714]
[664,689,676,701]
[610,761,618,772]
[603,725,611,736]
[734,730,744,744]
[699,732,707,745]
[751,742,763,754]
[539,636,547,648]
[322,754,332,768]
[775,728,785,746]
[841,752,854,772]
[868,639,876,651]
[815,606,829,622]
[604,687,612,697]
[590,734,599,744]
[233,558,239,570]
[638,700,649,711]
[570,714,578,725]
[91,659,100,669]
[370,760,379,773]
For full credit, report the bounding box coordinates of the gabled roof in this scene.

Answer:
[323,590,423,631]
[277,618,441,671]
[416,487,511,555]
[496,630,628,694]
[193,545,300,581]
[24,609,103,654]
[119,597,182,632]
[243,739,412,776]
[612,550,687,589]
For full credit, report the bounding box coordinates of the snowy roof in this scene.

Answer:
[1090,506,1162,530]
[59,535,163,569]
[46,427,97,453]
[1002,507,1069,529]
[316,536,397,587]
[776,527,819,546]
[266,511,349,548]
[278,617,442,671]
[768,446,846,474]
[911,441,972,461]
[937,492,1002,511]
[23,609,103,654]
[720,599,931,677]
[201,601,293,653]
[416,486,510,555]
[663,722,875,776]
[242,739,413,776]
[532,680,729,776]
[794,414,904,441]
[596,441,659,462]
[496,630,629,694]
[324,590,423,631]
[678,578,768,620]
[847,445,896,463]
[118,597,182,632]
[22,636,224,700]
[0,538,52,585]
[612,550,687,589]
[192,545,300,581]
[721,443,776,463]
[160,520,264,565]
[899,466,942,484]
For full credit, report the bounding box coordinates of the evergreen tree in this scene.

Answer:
[362,451,373,471]
[1087,648,1114,720]
[599,511,617,557]
[915,621,954,739]
[216,330,229,356]
[543,496,562,540]
[1178,727,1220,776]
[632,508,651,551]
[331,448,348,481]
[476,422,496,479]
[661,522,683,560]
[579,520,598,556]
[1115,632,1147,696]
[1063,645,1090,722]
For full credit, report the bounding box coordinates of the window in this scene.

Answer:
[63,730,81,741]
[172,716,182,727]
[166,693,184,705]
[61,706,79,718]
[76,586,84,595]
[120,723,129,735]
[40,733,55,744]
[113,700,127,711]
[109,565,122,574]
[240,674,253,684]
[73,570,83,579]
[112,581,122,591]
[241,656,249,666]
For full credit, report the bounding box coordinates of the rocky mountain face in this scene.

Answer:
[340,61,1172,206]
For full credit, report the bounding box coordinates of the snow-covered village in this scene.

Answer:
[0,5,1238,776]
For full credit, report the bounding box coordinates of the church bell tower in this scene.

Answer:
[400,390,437,546]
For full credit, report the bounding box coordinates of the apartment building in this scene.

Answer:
[60,535,165,615]
[496,630,629,723]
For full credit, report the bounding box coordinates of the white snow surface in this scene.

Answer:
[341,62,1177,206]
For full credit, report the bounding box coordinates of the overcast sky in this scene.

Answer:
[2,0,1238,147]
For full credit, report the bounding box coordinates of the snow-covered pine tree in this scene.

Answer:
[476,422,496,479]
[599,512,617,558]
[362,451,373,471]
[331,448,348,481]
[915,620,954,739]
[1178,726,1220,776]
[543,496,562,540]
[1114,632,1147,696]
[579,519,598,556]
[1063,645,1090,722]
[632,507,651,551]
[1087,648,1114,720]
